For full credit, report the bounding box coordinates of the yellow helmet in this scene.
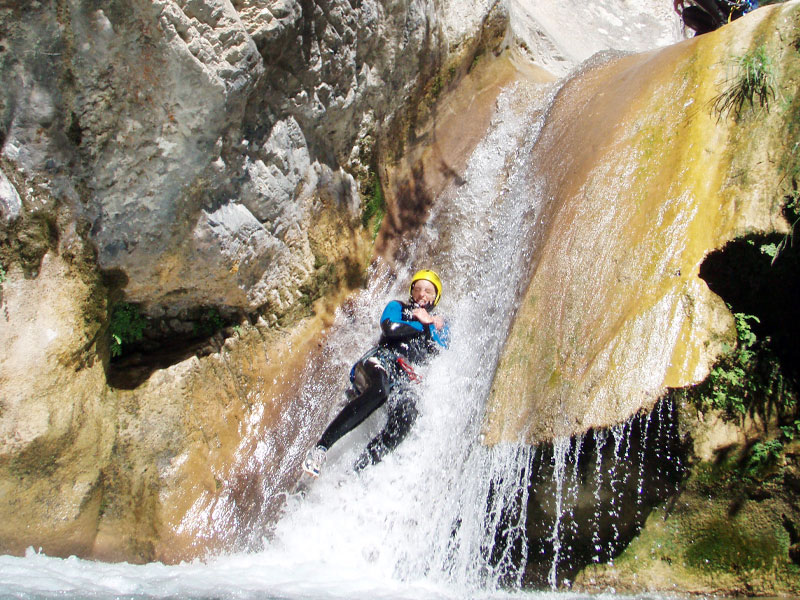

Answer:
[409,269,443,306]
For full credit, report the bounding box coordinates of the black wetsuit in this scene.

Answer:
[316,299,449,469]
[677,0,758,35]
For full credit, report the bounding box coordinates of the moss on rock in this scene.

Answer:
[574,430,800,595]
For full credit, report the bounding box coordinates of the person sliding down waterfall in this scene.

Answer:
[302,269,450,477]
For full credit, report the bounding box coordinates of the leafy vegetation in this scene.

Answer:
[0,263,6,289]
[360,172,385,238]
[761,186,800,263]
[676,307,798,477]
[781,418,800,440]
[690,311,782,417]
[194,307,224,337]
[108,302,148,358]
[430,74,444,99]
[744,439,784,474]
[712,44,778,120]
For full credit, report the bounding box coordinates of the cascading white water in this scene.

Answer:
[257,79,555,592]
[523,394,684,589]
[546,439,569,589]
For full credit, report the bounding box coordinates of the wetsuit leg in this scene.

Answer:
[695,0,727,26]
[354,390,419,471]
[682,6,716,33]
[318,359,389,450]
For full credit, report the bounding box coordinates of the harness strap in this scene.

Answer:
[396,357,422,383]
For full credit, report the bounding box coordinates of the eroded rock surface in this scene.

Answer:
[0,0,512,562]
[1,0,506,314]
[487,4,799,443]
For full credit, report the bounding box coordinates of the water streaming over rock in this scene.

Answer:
[245,78,557,592]
[525,397,685,587]
[3,2,800,596]
[0,45,694,599]
[4,69,599,600]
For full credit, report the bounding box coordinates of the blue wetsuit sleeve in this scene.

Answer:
[380,300,425,339]
[431,321,450,349]
[380,300,450,349]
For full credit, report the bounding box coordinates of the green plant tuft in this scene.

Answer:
[712,44,778,120]
[676,302,799,480]
[696,311,764,416]
[684,307,797,427]
[109,302,147,358]
[361,173,385,239]
[764,187,799,264]
[430,74,444,99]
[194,307,224,337]
[745,439,784,474]
[780,418,800,440]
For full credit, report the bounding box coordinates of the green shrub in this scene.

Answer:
[698,312,762,415]
[712,44,778,120]
[680,304,798,478]
[685,307,796,422]
[0,264,6,287]
[745,439,784,474]
[109,302,147,357]
[780,418,800,440]
[430,75,444,98]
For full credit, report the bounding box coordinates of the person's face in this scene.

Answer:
[411,279,437,308]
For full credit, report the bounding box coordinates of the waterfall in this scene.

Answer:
[0,74,566,599]
[251,78,557,592]
[524,396,685,588]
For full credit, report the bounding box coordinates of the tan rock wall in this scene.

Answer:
[0,0,695,564]
[487,3,799,444]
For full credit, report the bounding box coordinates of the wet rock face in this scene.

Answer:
[487,3,798,444]
[508,0,682,76]
[0,0,688,565]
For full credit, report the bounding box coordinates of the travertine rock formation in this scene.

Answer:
[487,3,799,443]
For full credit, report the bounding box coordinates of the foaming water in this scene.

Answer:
[0,550,686,600]
[0,547,516,600]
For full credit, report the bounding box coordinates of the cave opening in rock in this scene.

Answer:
[522,397,688,588]
[699,225,800,384]
[105,303,244,390]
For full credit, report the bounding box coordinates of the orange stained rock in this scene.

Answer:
[486,3,797,444]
